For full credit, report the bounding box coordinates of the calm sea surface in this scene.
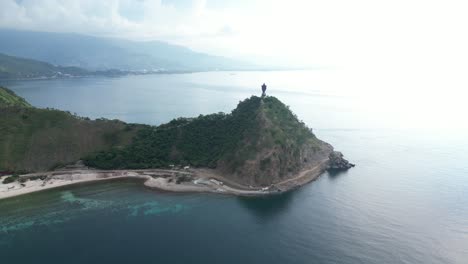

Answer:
[1,71,467,264]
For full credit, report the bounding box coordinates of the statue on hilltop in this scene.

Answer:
[261,83,267,97]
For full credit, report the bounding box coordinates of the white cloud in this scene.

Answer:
[1,0,467,128]
[0,0,467,75]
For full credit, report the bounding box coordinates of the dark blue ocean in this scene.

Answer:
[1,71,467,263]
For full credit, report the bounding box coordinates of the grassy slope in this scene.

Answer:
[0,107,139,171]
[0,87,31,107]
[0,87,139,171]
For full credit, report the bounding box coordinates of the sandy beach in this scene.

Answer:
[0,161,329,200]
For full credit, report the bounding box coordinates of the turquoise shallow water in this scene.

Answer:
[1,71,468,263]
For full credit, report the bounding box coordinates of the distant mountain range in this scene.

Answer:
[0,52,167,79]
[0,29,256,72]
[0,52,91,79]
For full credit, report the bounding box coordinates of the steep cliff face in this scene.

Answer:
[216,96,333,186]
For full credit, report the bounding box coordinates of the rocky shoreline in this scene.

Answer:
[0,148,354,200]
[0,160,336,200]
[0,168,272,200]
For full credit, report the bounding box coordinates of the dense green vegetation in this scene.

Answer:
[262,96,320,150]
[83,96,320,175]
[0,89,322,186]
[0,53,89,79]
[0,87,31,107]
[83,96,262,169]
[0,89,140,171]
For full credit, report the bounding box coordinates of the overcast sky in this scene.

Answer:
[1,0,467,129]
[1,0,467,69]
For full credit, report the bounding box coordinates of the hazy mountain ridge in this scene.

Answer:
[0,52,169,80]
[0,53,90,79]
[0,29,255,71]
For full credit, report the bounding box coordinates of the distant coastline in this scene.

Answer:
[0,70,189,81]
[0,68,313,82]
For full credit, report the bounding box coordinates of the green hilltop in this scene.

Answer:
[84,96,331,185]
[0,87,139,171]
[1,89,332,186]
[0,87,31,107]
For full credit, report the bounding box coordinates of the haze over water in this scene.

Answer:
[2,70,468,263]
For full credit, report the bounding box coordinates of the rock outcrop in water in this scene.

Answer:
[327,151,355,171]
